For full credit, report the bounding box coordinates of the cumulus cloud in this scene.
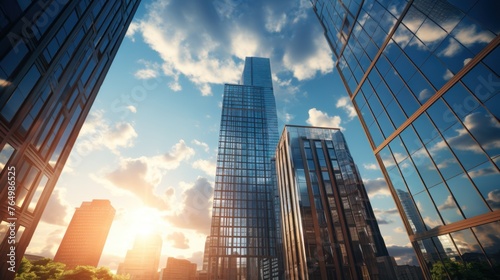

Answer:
[188,251,204,269]
[192,140,210,152]
[76,110,138,155]
[166,177,214,234]
[192,159,216,177]
[373,208,399,225]
[387,245,418,266]
[363,163,379,170]
[134,60,161,80]
[40,188,71,225]
[104,140,195,209]
[487,189,500,210]
[129,0,333,95]
[34,229,65,258]
[306,108,342,129]
[167,232,190,249]
[363,178,391,198]
[336,97,357,120]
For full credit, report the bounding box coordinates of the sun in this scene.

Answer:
[128,206,166,237]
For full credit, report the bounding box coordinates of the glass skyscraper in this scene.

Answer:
[311,0,500,278]
[276,125,395,280]
[0,1,140,278]
[207,57,281,279]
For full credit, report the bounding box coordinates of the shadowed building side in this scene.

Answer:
[0,1,141,278]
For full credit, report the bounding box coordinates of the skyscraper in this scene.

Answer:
[117,233,162,280]
[311,0,500,278]
[0,1,140,277]
[161,257,197,280]
[206,57,281,279]
[275,125,395,280]
[54,199,115,269]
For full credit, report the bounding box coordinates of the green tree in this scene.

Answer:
[15,258,65,280]
[15,258,129,280]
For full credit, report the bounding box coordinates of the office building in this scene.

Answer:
[396,265,424,280]
[0,0,140,277]
[54,199,115,268]
[276,125,395,279]
[161,257,197,280]
[312,0,500,278]
[206,57,281,279]
[118,233,162,280]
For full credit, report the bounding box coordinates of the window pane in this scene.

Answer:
[447,174,489,218]
[28,175,48,212]
[413,191,443,230]
[428,183,463,224]
[0,143,15,173]
[460,107,500,159]
[399,157,425,195]
[467,161,500,211]
[411,147,442,188]
[426,136,462,181]
[442,122,488,171]
[472,221,500,266]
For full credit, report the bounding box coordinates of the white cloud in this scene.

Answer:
[134,68,158,80]
[167,232,190,249]
[127,105,137,113]
[166,177,214,234]
[76,110,138,155]
[363,177,391,198]
[134,60,161,80]
[40,188,71,226]
[192,159,216,177]
[103,140,195,209]
[130,0,333,95]
[282,35,334,81]
[336,96,357,119]
[192,140,210,152]
[363,163,379,170]
[306,108,342,129]
[125,21,140,41]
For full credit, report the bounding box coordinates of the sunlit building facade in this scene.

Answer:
[118,233,162,280]
[0,1,140,278]
[161,257,197,280]
[207,57,281,279]
[312,0,500,278]
[54,199,115,269]
[276,125,394,279]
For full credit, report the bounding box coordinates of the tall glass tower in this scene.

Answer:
[276,125,395,280]
[207,57,281,279]
[0,1,140,278]
[311,0,500,278]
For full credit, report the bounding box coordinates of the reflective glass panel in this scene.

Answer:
[446,174,489,218]
[467,161,500,211]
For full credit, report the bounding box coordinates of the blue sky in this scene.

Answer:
[27,0,417,271]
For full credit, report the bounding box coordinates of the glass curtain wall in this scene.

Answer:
[311,0,500,278]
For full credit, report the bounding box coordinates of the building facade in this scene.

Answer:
[118,233,162,280]
[0,0,140,277]
[206,57,281,279]
[161,257,197,280]
[312,0,500,278]
[54,199,115,269]
[275,125,395,280]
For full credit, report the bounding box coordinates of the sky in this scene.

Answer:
[27,0,418,271]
